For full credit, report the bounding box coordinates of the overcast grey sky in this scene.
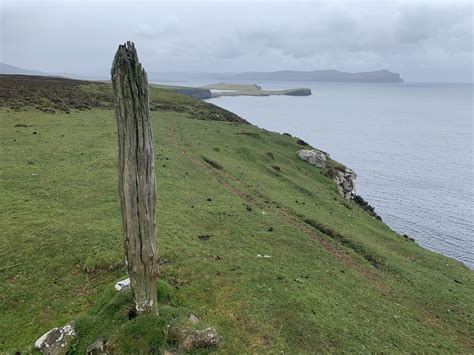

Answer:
[1,0,473,82]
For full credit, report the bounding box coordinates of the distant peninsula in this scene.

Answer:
[204,83,311,97]
[154,82,312,99]
[150,69,404,83]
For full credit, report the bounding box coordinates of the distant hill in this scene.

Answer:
[1,64,403,83]
[0,63,48,76]
[232,69,403,83]
[152,69,403,83]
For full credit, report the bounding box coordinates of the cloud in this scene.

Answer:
[1,0,472,81]
[133,16,179,38]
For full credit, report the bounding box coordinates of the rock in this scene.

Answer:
[86,338,109,355]
[189,313,200,324]
[34,321,76,355]
[14,123,28,127]
[296,139,308,146]
[179,328,220,352]
[297,149,328,168]
[114,278,130,291]
[333,168,357,200]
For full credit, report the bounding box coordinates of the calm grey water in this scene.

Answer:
[201,81,473,269]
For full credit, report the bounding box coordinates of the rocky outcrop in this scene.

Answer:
[333,168,357,200]
[297,149,357,200]
[297,149,328,168]
[34,321,77,355]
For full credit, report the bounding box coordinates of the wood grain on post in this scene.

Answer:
[111,41,158,314]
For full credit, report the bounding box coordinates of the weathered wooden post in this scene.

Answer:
[111,41,158,315]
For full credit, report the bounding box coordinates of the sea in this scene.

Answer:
[156,80,474,269]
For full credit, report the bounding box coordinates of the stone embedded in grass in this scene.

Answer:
[86,338,108,355]
[297,149,328,168]
[178,327,220,352]
[189,313,200,324]
[34,321,76,355]
[114,278,130,291]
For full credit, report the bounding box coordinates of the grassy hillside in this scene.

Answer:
[0,76,472,353]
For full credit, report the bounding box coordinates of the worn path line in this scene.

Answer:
[168,124,460,338]
[170,126,384,285]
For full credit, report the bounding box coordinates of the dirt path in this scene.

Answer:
[169,124,457,341]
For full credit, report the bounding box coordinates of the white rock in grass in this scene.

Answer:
[35,321,76,355]
[114,277,130,291]
[297,149,328,168]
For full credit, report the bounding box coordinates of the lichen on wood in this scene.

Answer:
[111,41,158,314]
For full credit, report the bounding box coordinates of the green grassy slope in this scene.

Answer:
[0,76,472,353]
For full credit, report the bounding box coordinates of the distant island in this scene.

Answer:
[150,69,404,83]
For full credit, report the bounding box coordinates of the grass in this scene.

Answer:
[0,76,473,353]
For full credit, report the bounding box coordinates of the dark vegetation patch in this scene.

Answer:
[353,194,382,220]
[304,218,386,269]
[296,138,309,146]
[0,75,113,113]
[198,235,210,241]
[265,152,275,160]
[271,165,281,172]
[0,75,248,123]
[239,131,261,139]
[202,157,223,170]
[283,132,292,137]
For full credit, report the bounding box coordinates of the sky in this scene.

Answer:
[1,0,473,82]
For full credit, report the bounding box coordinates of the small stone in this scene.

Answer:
[86,338,108,355]
[189,313,200,324]
[34,321,76,355]
[114,278,130,291]
[179,327,220,352]
[267,226,273,232]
